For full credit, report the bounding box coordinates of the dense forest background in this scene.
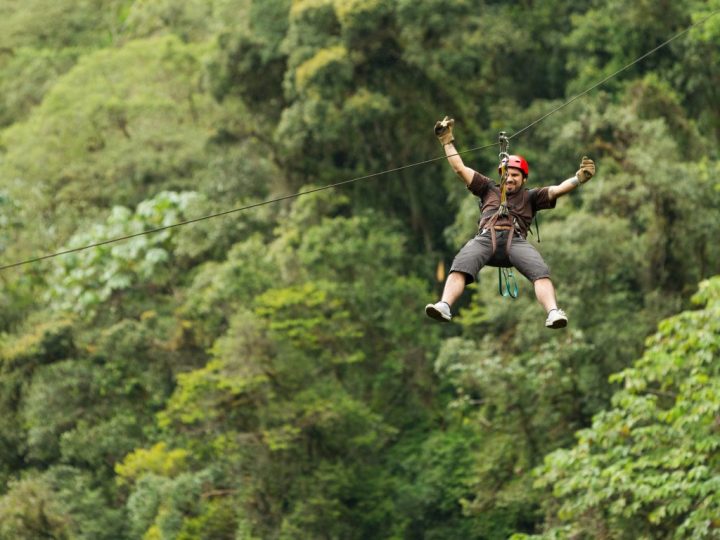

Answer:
[0,0,718,538]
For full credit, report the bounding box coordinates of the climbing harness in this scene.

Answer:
[485,132,520,299]
[479,133,514,255]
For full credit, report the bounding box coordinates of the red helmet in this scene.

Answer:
[498,155,529,178]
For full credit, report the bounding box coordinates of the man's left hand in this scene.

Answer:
[576,156,595,184]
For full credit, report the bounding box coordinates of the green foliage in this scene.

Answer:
[1,318,75,368]
[115,442,187,483]
[531,276,720,538]
[0,0,130,50]
[392,428,484,540]
[565,0,693,93]
[0,1,717,538]
[0,35,221,256]
[431,332,597,537]
[124,470,226,540]
[178,234,278,348]
[0,474,74,539]
[0,466,126,540]
[122,0,249,43]
[0,47,79,127]
[46,466,127,540]
[206,0,289,111]
[127,199,442,538]
[45,191,204,318]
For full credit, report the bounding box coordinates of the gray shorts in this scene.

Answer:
[450,230,550,284]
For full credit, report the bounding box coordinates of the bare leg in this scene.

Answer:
[441,271,468,307]
[426,271,468,322]
[533,277,558,313]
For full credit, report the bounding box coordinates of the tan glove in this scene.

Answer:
[575,156,595,184]
[434,116,455,146]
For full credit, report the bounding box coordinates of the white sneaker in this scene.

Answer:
[425,301,452,322]
[545,308,568,329]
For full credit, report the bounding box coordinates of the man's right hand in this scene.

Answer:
[434,116,455,146]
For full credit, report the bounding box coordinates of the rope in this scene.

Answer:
[1,7,718,272]
[509,7,720,141]
[497,132,510,216]
[0,144,496,271]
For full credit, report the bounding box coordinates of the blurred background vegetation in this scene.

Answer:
[0,0,718,538]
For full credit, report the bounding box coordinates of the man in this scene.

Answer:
[425,117,595,329]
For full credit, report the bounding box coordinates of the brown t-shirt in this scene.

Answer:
[467,171,556,237]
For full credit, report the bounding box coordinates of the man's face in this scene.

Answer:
[505,167,526,193]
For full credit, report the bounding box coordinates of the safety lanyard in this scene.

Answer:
[498,267,519,298]
[497,131,510,217]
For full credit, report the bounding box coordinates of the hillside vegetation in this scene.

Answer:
[0,1,718,538]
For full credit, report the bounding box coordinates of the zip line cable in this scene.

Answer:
[509,6,720,141]
[1,8,718,272]
[0,145,497,272]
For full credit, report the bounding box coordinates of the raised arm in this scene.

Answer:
[547,156,596,200]
[434,116,475,186]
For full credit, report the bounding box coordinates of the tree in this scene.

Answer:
[0,35,223,256]
[120,190,443,539]
[525,276,720,538]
